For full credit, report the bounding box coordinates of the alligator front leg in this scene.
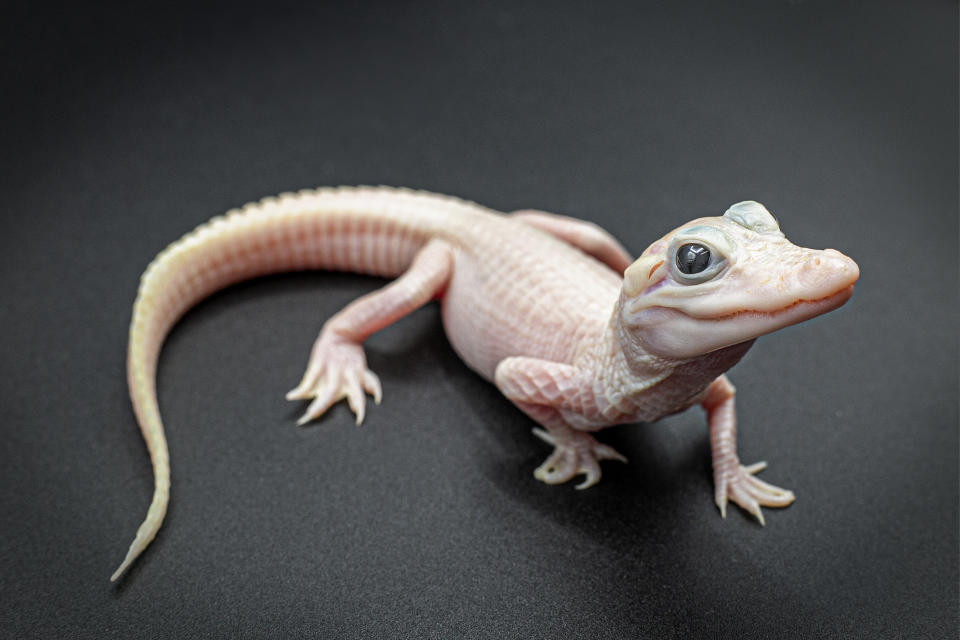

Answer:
[494,357,626,489]
[702,375,795,524]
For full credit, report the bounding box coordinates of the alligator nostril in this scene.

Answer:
[816,249,860,284]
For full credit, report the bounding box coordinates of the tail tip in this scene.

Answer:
[110,549,137,583]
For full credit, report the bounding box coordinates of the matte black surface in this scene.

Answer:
[2,2,956,638]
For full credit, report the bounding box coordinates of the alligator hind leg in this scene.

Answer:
[287,239,453,425]
[510,209,634,273]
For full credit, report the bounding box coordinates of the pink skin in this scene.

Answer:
[285,239,454,424]
[703,375,795,524]
[112,189,858,581]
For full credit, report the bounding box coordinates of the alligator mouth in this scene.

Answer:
[703,284,855,321]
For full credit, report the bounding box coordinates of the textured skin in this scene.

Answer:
[111,187,859,581]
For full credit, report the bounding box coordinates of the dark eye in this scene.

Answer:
[676,243,711,274]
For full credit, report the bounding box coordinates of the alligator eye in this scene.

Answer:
[676,243,711,274]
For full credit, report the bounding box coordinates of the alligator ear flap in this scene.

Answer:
[724,201,780,234]
[623,254,665,297]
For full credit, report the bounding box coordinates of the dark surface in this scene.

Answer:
[2,2,956,638]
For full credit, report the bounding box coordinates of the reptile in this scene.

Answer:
[111,186,859,581]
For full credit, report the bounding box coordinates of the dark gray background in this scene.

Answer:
[2,1,956,638]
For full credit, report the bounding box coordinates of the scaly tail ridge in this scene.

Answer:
[111,186,490,580]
